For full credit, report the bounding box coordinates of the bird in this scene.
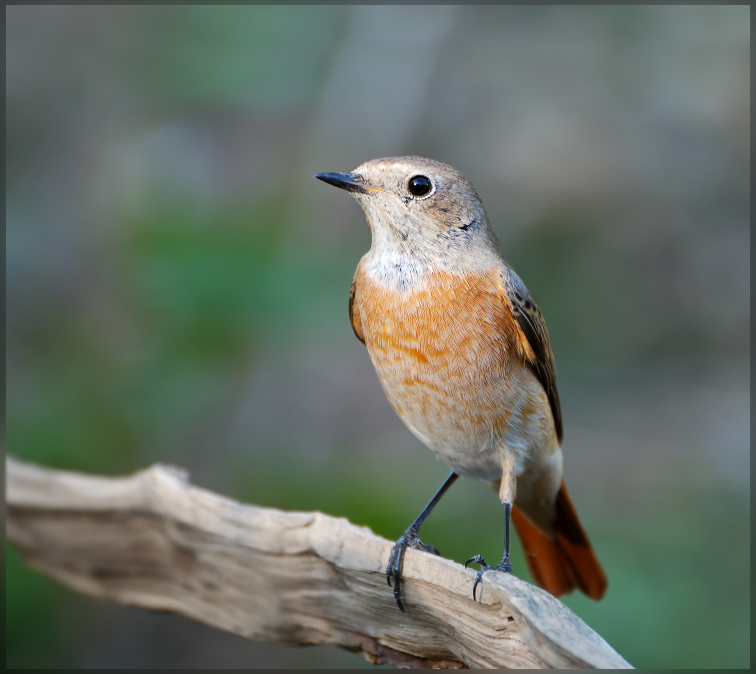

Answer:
[315,156,607,611]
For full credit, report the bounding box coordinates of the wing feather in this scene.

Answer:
[349,268,366,345]
[499,268,563,443]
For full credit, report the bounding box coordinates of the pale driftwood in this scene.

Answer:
[6,456,632,669]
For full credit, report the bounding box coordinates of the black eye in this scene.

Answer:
[408,175,432,197]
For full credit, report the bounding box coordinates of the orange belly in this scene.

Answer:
[354,266,556,484]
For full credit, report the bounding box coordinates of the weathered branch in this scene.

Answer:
[6,456,631,669]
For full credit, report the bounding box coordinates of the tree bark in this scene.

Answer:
[6,456,632,669]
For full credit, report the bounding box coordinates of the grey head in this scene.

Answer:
[315,156,505,284]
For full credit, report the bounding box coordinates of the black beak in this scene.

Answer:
[314,172,374,195]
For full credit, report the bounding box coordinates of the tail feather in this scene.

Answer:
[512,480,607,600]
[511,506,578,597]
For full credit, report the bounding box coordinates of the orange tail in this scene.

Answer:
[512,480,608,600]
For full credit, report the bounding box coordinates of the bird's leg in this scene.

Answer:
[465,458,516,602]
[387,471,458,612]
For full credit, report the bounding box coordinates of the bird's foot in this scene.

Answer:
[465,554,512,602]
[386,530,441,612]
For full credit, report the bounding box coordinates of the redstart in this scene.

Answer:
[315,157,607,611]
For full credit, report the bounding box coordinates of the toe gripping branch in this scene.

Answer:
[465,502,513,602]
[386,472,458,612]
[386,530,440,612]
[465,553,513,602]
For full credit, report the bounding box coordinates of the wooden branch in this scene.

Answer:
[6,456,632,669]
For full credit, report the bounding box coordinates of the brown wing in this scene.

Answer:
[500,268,563,443]
[349,269,365,344]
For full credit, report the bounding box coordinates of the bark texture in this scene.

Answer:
[6,457,632,669]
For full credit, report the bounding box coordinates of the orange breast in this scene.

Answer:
[353,266,554,481]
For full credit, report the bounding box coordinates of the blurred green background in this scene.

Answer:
[6,5,749,669]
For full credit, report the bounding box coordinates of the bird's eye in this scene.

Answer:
[408,175,432,197]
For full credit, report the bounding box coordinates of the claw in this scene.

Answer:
[386,538,408,612]
[465,554,487,569]
[465,554,512,602]
[472,570,485,602]
[465,554,491,602]
[386,531,439,612]
[416,541,440,556]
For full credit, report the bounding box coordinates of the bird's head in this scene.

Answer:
[316,156,502,272]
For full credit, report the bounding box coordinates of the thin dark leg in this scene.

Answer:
[465,501,513,602]
[503,502,512,562]
[386,471,459,611]
[405,471,459,536]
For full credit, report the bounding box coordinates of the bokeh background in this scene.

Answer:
[6,5,749,669]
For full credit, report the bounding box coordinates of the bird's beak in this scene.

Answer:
[314,172,382,195]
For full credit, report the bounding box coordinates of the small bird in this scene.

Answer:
[315,157,607,611]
